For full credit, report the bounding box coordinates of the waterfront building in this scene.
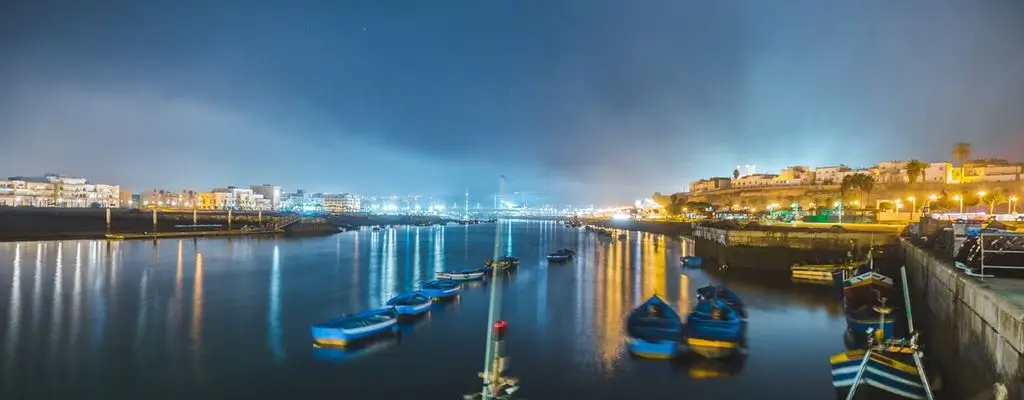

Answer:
[960,160,1022,183]
[776,166,814,185]
[0,174,120,207]
[320,193,360,213]
[690,177,732,192]
[212,187,257,210]
[119,188,133,208]
[923,162,954,184]
[140,189,180,207]
[251,184,282,210]
[876,160,910,183]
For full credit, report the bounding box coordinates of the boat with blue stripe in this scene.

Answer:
[310,307,398,347]
[842,271,898,342]
[547,249,575,263]
[831,347,928,399]
[436,267,488,281]
[386,291,433,317]
[625,295,683,359]
[685,299,744,359]
[696,284,747,319]
[420,279,462,299]
[680,256,703,267]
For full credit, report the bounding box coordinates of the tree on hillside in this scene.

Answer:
[651,192,672,207]
[664,202,683,215]
[854,173,875,205]
[951,142,971,182]
[733,168,740,179]
[905,159,928,184]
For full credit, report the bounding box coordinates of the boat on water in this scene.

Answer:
[310,307,399,347]
[696,284,747,319]
[546,249,575,263]
[791,261,861,283]
[680,256,703,267]
[420,279,462,299]
[685,299,745,359]
[842,271,898,342]
[385,291,433,317]
[436,267,489,281]
[831,266,935,399]
[625,295,683,359]
[831,338,930,399]
[486,256,520,271]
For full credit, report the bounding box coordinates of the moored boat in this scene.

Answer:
[625,295,683,359]
[685,299,744,359]
[696,284,747,319]
[791,261,861,283]
[830,342,929,399]
[547,249,575,262]
[842,271,898,342]
[385,291,433,317]
[680,256,703,267]
[486,256,520,271]
[436,267,489,281]
[420,279,462,299]
[310,307,398,347]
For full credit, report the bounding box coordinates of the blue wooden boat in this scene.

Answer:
[436,267,488,281]
[420,279,462,299]
[842,271,898,342]
[831,347,929,399]
[624,295,683,359]
[547,249,575,262]
[310,307,398,347]
[385,291,433,317]
[686,299,744,359]
[485,257,519,271]
[696,284,747,319]
[680,256,703,267]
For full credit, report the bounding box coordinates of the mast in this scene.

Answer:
[479,175,511,399]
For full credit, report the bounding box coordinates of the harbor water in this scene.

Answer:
[0,220,848,399]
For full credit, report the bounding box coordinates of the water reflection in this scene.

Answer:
[3,243,21,385]
[268,246,284,361]
[49,243,64,356]
[191,252,204,375]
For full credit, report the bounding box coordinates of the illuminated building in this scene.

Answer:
[0,174,120,207]
[251,184,282,210]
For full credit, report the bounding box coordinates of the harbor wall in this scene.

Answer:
[690,226,898,270]
[901,240,1022,399]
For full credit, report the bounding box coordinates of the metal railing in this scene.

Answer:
[979,231,1024,277]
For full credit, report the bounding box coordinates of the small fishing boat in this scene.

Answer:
[831,266,936,400]
[791,261,861,283]
[685,299,744,359]
[696,284,747,319]
[625,295,683,359]
[420,279,462,299]
[486,257,519,271]
[842,271,898,342]
[310,307,398,347]
[436,267,489,281]
[385,291,433,317]
[546,249,575,263]
[680,256,703,267]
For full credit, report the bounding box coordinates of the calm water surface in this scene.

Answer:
[0,220,847,399]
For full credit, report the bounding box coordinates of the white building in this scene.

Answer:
[923,162,954,184]
[321,193,360,213]
[0,174,120,207]
[962,163,1021,183]
[814,165,852,185]
[212,187,256,210]
[251,184,282,211]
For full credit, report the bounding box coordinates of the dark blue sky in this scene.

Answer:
[1,1,1023,205]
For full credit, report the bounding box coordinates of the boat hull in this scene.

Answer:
[626,337,679,359]
[421,281,462,299]
[846,317,897,342]
[686,337,740,359]
[547,254,571,262]
[393,301,432,317]
[311,313,398,347]
[437,271,486,281]
[680,256,702,267]
[831,350,928,399]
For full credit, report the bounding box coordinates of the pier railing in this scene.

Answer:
[267,215,301,230]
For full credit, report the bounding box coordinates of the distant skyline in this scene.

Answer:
[2,1,1023,204]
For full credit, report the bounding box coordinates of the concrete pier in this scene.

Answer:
[902,240,1021,399]
[691,225,899,270]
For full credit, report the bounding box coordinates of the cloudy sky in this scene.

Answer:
[1,1,1022,205]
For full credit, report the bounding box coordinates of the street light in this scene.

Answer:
[953,194,963,214]
[907,196,916,219]
[978,191,988,214]
[834,201,843,224]
[1011,195,1018,214]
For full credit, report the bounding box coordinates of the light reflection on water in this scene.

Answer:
[0,221,848,399]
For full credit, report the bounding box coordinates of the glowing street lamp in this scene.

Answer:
[1011,195,1018,214]
[834,201,843,224]
[907,196,916,219]
[953,194,963,214]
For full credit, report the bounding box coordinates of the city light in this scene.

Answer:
[928,194,937,201]
[978,191,987,197]
[612,213,631,220]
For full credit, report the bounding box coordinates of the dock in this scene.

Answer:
[105,229,283,240]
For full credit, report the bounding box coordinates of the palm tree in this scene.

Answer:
[852,173,875,205]
[951,142,971,182]
[905,159,928,184]
[733,168,740,179]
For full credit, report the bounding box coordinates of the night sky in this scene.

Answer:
[1,1,1023,205]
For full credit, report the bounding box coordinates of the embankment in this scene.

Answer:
[902,240,1022,399]
[0,208,290,242]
